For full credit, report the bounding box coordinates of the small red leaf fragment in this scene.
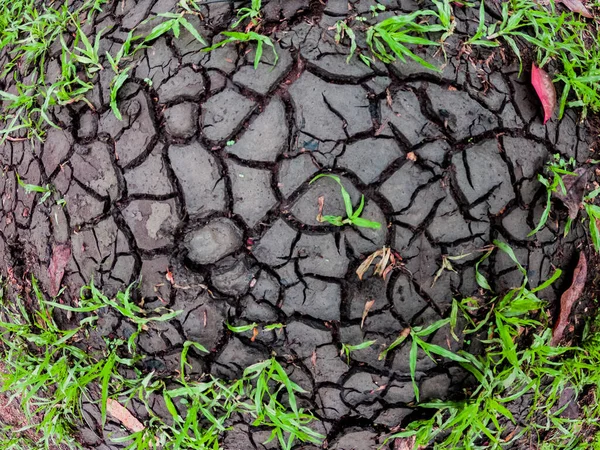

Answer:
[166,269,175,285]
[49,244,71,297]
[558,0,593,18]
[531,64,556,124]
[551,252,587,346]
[107,399,145,433]
[311,349,317,369]
[394,436,416,450]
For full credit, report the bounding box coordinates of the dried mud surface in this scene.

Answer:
[0,0,594,448]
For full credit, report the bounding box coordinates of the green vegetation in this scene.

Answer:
[107,11,206,119]
[0,277,138,449]
[378,318,470,402]
[340,340,377,364]
[204,0,277,69]
[0,0,108,142]
[232,0,263,29]
[204,31,277,70]
[468,0,600,118]
[365,0,455,71]
[0,425,42,450]
[310,174,382,229]
[48,280,182,353]
[15,173,54,204]
[528,153,600,252]
[0,277,322,449]
[135,356,322,450]
[3,0,600,145]
[0,0,206,141]
[335,0,600,119]
[383,240,600,448]
[529,153,578,237]
[583,178,600,251]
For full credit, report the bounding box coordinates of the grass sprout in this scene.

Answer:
[340,340,377,364]
[233,0,263,29]
[310,174,381,229]
[204,0,277,69]
[204,31,277,69]
[15,173,54,204]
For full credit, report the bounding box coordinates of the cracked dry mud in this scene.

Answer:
[0,0,594,448]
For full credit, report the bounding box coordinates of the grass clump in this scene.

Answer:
[0,0,206,141]
[365,0,455,71]
[335,0,600,119]
[385,240,600,449]
[0,276,140,449]
[528,153,600,252]
[529,153,578,237]
[48,279,182,354]
[204,0,278,69]
[469,0,600,119]
[0,0,106,142]
[0,276,323,449]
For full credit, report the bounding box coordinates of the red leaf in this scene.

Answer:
[551,252,587,346]
[48,244,71,297]
[531,64,557,124]
[559,0,593,18]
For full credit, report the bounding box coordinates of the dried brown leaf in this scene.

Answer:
[374,248,392,277]
[558,0,593,17]
[381,265,395,280]
[49,244,71,297]
[317,195,325,223]
[107,399,145,433]
[551,252,587,346]
[531,64,556,124]
[552,167,588,219]
[361,299,376,329]
[356,249,384,280]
